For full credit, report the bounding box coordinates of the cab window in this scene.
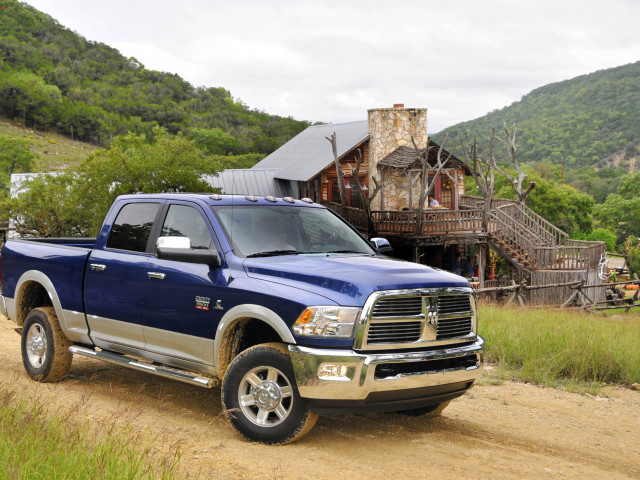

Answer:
[106,203,161,252]
[161,205,213,249]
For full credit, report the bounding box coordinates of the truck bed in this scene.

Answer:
[1,238,96,316]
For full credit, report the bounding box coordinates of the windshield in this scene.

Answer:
[212,205,376,258]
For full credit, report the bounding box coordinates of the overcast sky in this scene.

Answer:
[24,0,640,133]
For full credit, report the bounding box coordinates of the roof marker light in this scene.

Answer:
[209,194,223,201]
[245,195,258,202]
[265,196,277,202]
[283,197,295,203]
[301,198,313,204]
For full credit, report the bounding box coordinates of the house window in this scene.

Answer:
[440,176,453,209]
[330,178,366,208]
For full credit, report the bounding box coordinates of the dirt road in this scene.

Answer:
[1,314,638,479]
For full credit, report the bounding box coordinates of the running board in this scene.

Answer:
[69,345,218,389]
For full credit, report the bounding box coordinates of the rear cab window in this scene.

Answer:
[106,203,162,253]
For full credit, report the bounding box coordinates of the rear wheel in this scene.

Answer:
[21,307,72,382]
[221,343,318,444]
[396,400,451,417]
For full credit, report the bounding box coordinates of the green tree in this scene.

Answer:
[595,173,640,244]
[0,70,61,127]
[187,127,239,155]
[7,128,221,236]
[577,228,617,252]
[495,172,595,236]
[0,135,33,193]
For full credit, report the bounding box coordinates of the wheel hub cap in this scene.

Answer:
[30,335,45,357]
[254,381,282,411]
[26,324,47,367]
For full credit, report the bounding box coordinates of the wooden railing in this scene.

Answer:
[462,195,569,246]
[323,201,484,236]
[419,209,484,234]
[324,198,605,272]
[321,202,370,231]
[371,209,484,235]
[370,210,416,234]
[489,207,536,259]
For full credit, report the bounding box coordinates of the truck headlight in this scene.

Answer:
[292,307,361,338]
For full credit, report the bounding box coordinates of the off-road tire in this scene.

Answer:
[396,400,451,417]
[21,307,72,382]
[221,342,318,444]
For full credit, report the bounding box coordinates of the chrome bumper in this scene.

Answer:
[289,336,484,413]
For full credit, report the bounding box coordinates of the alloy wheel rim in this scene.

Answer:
[26,323,47,368]
[238,365,293,427]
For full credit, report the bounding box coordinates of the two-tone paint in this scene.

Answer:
[0,193,483,412]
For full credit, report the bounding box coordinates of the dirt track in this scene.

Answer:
[1,314,639,479]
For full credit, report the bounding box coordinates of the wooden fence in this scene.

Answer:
[476,275,640,311]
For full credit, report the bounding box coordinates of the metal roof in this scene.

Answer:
[251,121,370,182]
[203,169,290,197]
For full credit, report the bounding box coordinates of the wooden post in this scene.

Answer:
[479,244,486,288]
[625,273,640,313]
[325,132,347,208]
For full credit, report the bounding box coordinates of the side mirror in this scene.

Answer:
[156,236,221,267]
[370,237,393,256]
[157,236,191,249]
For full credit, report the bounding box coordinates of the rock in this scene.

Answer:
[631,383,640,391]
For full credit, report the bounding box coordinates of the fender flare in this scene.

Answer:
[214,304,296,365]
[13,270,90,343]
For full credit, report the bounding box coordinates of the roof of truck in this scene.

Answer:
[116,193,325,208]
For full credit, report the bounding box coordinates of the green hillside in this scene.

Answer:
[0,117,96,171]
[432,61,640,200]
[0,0,309,153]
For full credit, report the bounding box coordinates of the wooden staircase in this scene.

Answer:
[487,202,564,274]
[482,200,605,274]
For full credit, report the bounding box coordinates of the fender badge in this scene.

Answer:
[215,300,224,311]
[195,296,211,311]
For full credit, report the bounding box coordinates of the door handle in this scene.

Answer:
[90,264,106,272]
[147,272,166,280]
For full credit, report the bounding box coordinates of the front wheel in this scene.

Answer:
[21,307,72,382]
[221,343,318,444]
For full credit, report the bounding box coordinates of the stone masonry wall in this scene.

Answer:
[368,107,428,210]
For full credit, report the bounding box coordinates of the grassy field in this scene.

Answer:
[478,304,640,391]
[0,383,181,479]
[0,117,96,173]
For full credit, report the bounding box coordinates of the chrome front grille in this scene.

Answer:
[438,295,472,315]
[371,297,423,318]
[357,289,476,350]
[436,316,473,339]
[367,321,422,344]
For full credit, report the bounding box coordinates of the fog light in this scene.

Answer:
[318,363,353,381]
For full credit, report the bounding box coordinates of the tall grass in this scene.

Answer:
[0,384,182,479]
[479,304,640,388]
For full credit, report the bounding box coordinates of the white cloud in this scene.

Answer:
[24,0,640,132]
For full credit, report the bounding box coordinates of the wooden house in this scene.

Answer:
[249,105,606,305]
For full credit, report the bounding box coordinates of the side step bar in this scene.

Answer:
[69,345,218,389]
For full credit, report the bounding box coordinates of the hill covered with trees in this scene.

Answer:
[433,61,640,202]
[0,0,309,153]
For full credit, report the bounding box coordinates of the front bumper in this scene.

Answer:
[289,336,484,414]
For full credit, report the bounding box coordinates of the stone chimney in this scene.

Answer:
[368,105,428,210]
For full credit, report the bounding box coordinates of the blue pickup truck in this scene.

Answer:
[0,193,483,444]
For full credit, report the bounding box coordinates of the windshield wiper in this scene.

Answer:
[325,250,369,254]
[247,250,303,258]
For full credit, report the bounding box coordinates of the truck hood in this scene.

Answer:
[243,254,470,306]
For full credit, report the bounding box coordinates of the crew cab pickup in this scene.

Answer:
[0,193,483,444]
